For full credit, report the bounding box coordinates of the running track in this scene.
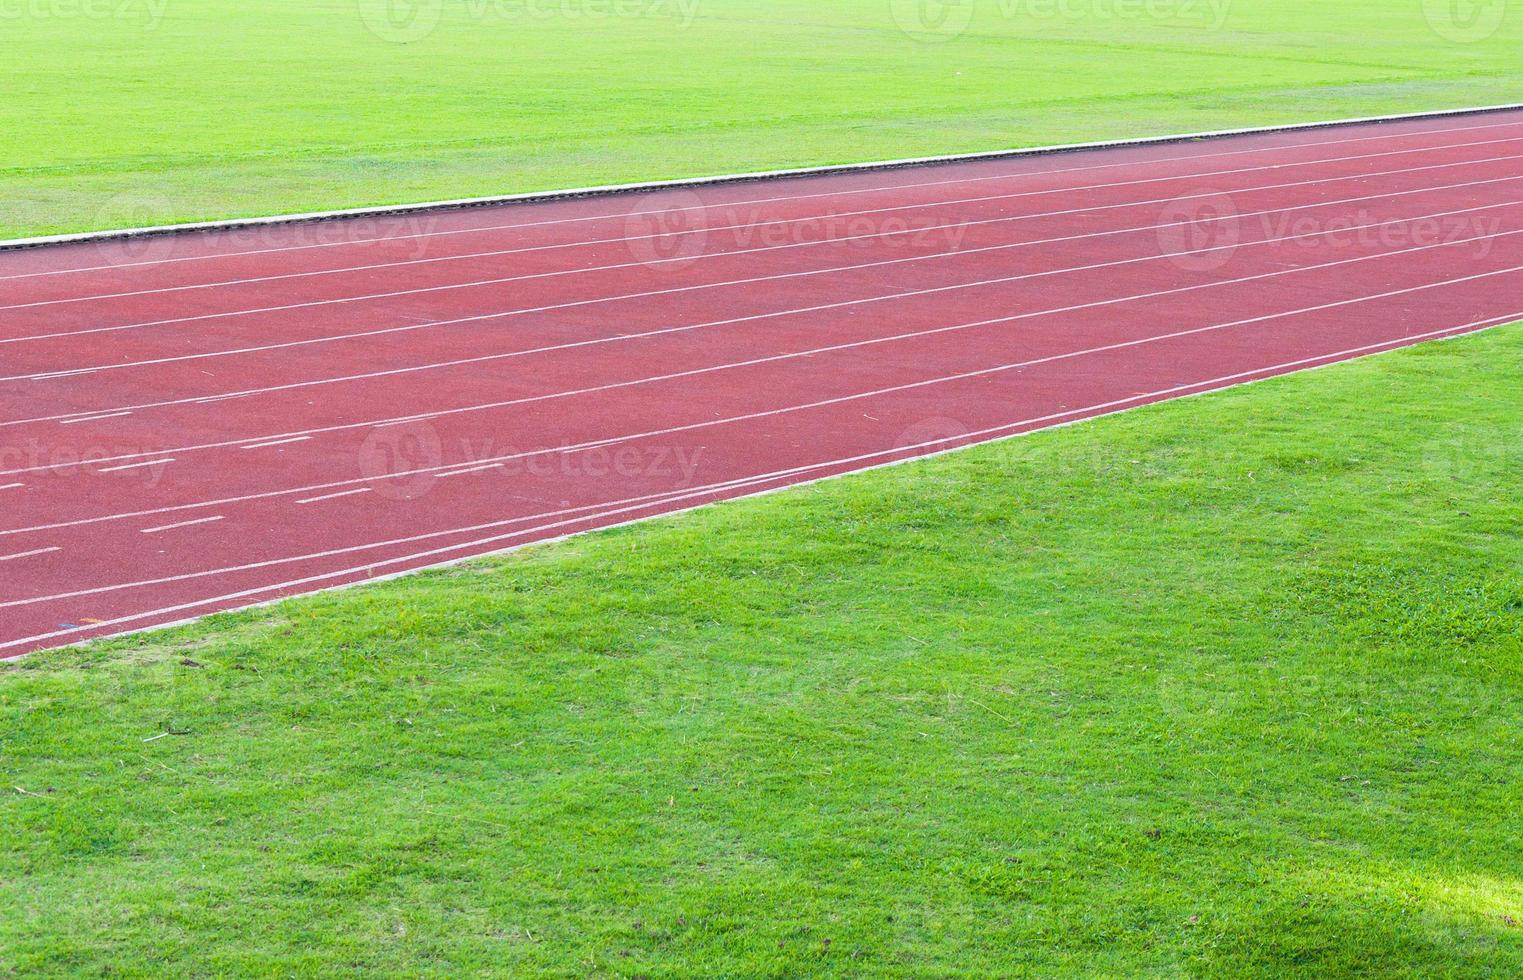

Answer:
[4,108,1523,657]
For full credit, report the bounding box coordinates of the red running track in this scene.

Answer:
[4,108,1523,656]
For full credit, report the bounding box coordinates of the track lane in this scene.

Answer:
[5,195,1516,475]
[7,218,1521,540]
[6,199,1520,525]
[5,289,1519,653]
[4,108,1522,656]
[6,160,1521,390]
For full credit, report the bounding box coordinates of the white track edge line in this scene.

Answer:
[140,516,224,534]
[97,458,175,473]
[294,488,372,505]
[0,546,59,563]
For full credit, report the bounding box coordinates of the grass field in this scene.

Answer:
[4,325,1520,974]
[7,0,1523,973]
[6,0,1523,239]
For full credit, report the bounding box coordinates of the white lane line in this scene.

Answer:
[11,145,1523,350]
[0,546,59,563]
[4,247,1521,540]
[31,369,99,381]
[437,463,503,478]
[14,132,1523,313]
[59,411,131,424]
[0,483,23,491]
[295,487,373,505]
[7,114,1520,286]
[97,458,174,473]
[141,516,224,534]
[11,168,1523,393]
[8,189,1522,432]
[240,435,312,450]
[3,305,1515,638]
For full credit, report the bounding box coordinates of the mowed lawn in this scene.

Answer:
[3,324,1520,974]
[5,0,1523,238]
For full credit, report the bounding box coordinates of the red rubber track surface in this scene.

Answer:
[5,109,1523,657]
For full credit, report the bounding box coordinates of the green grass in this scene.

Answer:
[6,0,1523,238]
[7,1,1523,971]
[4,325,1520,974]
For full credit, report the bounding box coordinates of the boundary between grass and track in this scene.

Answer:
[3,102,1522,253]
[18,311,1519,659]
